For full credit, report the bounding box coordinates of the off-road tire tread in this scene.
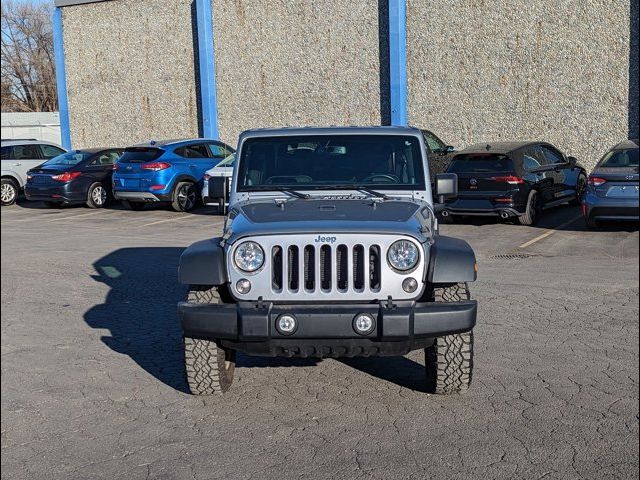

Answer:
[426,282,474,395]
[184,285,235,395]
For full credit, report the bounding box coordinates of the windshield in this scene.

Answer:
[448,153,514,173]
[599,149,639,168]
[237,135,425,191]
[42,151,92,167]
[215,153,235,168]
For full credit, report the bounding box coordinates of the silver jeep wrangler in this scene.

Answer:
[178,127,477,395]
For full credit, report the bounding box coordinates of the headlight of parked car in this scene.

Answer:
[233,241,265,272]
[387,240,419,271]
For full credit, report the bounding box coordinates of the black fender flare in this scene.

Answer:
[427,235,477,284]
[178,237,228,286]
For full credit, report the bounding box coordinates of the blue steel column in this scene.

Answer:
[195,0,219,139]
[52,8,71,149]
[389,0,408,126]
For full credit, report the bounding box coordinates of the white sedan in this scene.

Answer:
[202,154,234,213]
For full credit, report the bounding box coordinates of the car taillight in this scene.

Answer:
[491,175,525,185]
[52,172,82,182]
[113,163,120,171]
[141,162,171,171]
[588,176,607,186]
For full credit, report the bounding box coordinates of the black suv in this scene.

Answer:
[441,141,587,225]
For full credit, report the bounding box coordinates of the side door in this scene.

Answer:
[5,144,46,187]
[86,150,122,183]
[179,143,213,180]
[421,130,452,180]
[539,144,572,201]
[522,145,555,204]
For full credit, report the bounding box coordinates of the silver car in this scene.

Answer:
[201,153,235,213]
[1,139,67,205]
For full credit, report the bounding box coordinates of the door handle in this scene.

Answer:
[189,164,197,168]
[14,162,22,166]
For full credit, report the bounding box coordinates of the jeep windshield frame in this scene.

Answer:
[236,134,426,192]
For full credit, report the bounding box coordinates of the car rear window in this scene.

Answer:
[599,149,639,168]
[119,147,163,163]
[448,153,514,173]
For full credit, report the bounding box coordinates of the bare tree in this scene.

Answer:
[1,0,57,112]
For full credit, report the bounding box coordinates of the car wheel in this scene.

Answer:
[519,190,542,226]
[425,283,474,394]
[1,178,18,206]
[86,182,108,208]
[184,285,236,395]
[172,181,198,212]
[122,200,145,211]
[570,173,587,206]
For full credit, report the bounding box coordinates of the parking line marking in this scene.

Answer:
[44,211,105,222]
[141,215,194,227]
[519,214,583,249]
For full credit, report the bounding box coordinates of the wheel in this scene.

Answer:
[519,190,542,226]
[86,182,108,208]
[171,181,198,212]
[1,178,18,206]
[184,285,236,395]
[569,173,587,206]
[122,200,145,211]
[425,283,474,395]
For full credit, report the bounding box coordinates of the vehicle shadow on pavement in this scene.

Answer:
[338,356,427,392]
[85,247,191,393]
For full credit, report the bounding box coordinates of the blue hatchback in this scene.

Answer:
[113,138,235,211]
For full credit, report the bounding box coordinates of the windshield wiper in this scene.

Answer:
[278,189,311,199]
[359,187,389,200]
[330,185,390,199]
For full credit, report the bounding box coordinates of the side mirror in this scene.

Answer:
[435,173,458,203]
[209,176,228,199]
[568,156,577,168]
[445,145,455,153]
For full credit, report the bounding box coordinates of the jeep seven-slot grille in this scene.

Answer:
[271,244,381,293]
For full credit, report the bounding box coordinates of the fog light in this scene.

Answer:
[353,313,375,335]
[236,279,251,294]
[402,277,418,293]
[276,314,297,335]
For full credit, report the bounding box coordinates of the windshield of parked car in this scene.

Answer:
[447,153,514,173]
[215,154,235,168]
[599,149,639,168]
[41,151,92,167]
[237,135,425,191]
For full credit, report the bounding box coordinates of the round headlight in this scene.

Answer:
[233,241,265,272]
[387,240,419,271]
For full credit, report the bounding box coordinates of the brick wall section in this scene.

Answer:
[62,0,200,148]
[407,0,634,171]
[211,0,384,147]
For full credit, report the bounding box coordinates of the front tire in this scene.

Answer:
[86,182,108,208]
[425,283,474,394]
[519,190,542,226]
[569,173,587,206]
[184,285,236,395]
[1,178,18,206]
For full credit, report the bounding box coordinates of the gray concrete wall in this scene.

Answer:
[211,0,384,147]
[62,0,200,148]
[407,0,636,171]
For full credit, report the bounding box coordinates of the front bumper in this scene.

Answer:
[178,300,477,357]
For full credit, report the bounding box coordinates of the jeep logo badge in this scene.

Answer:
[315,235,337,244]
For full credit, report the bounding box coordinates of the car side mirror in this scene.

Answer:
[445,145,455,153]
[568,156,577,167]
[209,176,228,199]
[435,173,458,203]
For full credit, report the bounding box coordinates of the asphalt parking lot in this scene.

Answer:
[1,200,638,480]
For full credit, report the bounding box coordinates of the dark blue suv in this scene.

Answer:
[113,138,235,211]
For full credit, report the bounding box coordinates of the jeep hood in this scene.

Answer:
[224,199,433,244]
